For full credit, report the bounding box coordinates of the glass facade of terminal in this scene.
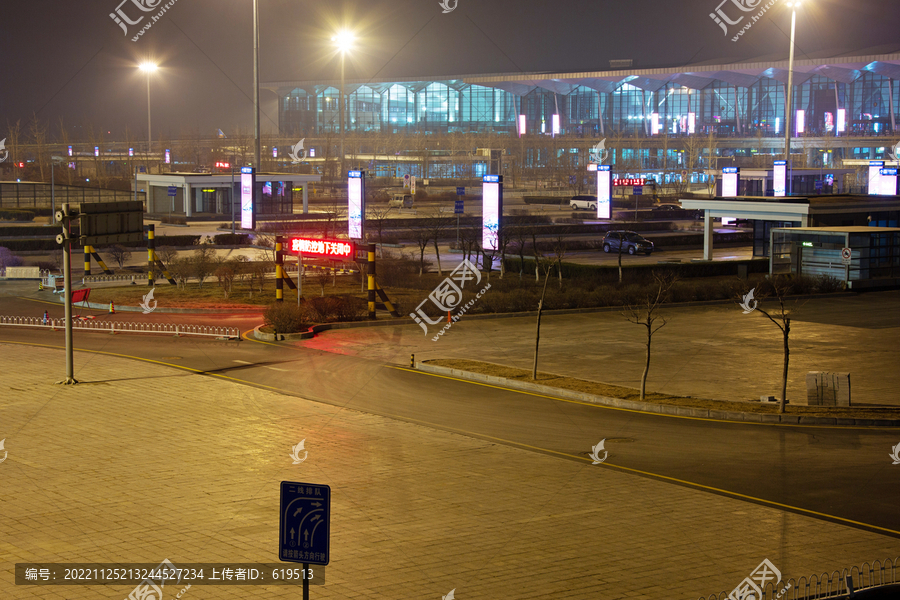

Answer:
[278,72,900,137]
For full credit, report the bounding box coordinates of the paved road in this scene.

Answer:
[1,286,898,538]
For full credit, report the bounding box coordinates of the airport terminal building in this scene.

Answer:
[267,50,900,139]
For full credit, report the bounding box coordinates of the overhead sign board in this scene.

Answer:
[279,481,330,566]
[78,201,144,245]
[289,238,354,258]
[241,167,255,230]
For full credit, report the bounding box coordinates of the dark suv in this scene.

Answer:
[602,231,654,255]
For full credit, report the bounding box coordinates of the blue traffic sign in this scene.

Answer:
[167,186,177,197]
[279,481,330,565]
[815,180,823,191]
[456,187,465,196]
[455,199,464,214]
[633,185,643,195]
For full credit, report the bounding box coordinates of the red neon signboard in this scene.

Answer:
[289,238,354,258]
[613,178,646,186]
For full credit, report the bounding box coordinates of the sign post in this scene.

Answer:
[455,187,465,249]
[280,481,330,600]
[56,201,144,384]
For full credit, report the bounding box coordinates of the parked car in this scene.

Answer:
[602,230,655,255]
[570,194,598,210]
[651,204,682,214]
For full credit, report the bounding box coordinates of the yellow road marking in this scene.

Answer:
[392,366,891,431]
[1,338,896,537]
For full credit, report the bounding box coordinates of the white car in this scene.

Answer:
[570,195,597,210]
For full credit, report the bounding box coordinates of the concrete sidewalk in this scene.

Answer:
[0,343,896,599]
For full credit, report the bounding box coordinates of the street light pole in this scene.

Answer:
[139,62,158,172]
[340,51,345,177]
[253,0,261,172]
[783,2,799,194]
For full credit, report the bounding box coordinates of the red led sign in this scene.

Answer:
[613,178,646,186]
[215,161,231,169]
[290,238,354,258]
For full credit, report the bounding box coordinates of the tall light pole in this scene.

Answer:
[139,62,158,162]
[253,0,261,172]
[332,30,354,178]
[783,1,801,194]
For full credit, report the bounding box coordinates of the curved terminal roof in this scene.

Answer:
[264,47,900,96]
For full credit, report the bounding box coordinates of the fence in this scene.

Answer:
[0,182,145,210]
[698,557,899,600]
[0,315,240,339]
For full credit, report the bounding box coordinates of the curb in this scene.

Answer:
[55,296,264,314]
[253,324,314,341]
[415,363,900,428]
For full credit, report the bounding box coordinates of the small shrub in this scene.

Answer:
[815,274,845,293]
[0,247,23,268]
[160,215,188,225]
[213,233,250,245]
[0,209,36,221]
[263,303,311,334]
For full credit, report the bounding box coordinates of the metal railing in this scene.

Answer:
[699,557,899,600]
[0,315,240,339]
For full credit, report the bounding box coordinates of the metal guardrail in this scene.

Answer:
[699,557,899,600]
[0,315,240,339]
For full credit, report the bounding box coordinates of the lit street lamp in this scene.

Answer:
[138,61,158,163]
[332,30,354,177]
[783,1,802,194]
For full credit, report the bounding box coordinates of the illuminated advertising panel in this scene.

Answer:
[688,112,696,134]
[880,167,899,195]
[597,165,611,219]
[165,149,171,164]
[796,110,805,134]
[613,178,646,186]
[482,175,502,251]
[290,237,354,258]
[129,148,134,157]
[836,109,846,133]
[68,146,73,157]
[94,146,99,157]
[348,170,365,240]
[869,161,885,195]
[722,166,739,197]
[551,114,560,136]
[518,114,526,137]
[240,167,255,230]
[651,113,659,135]
[773,160,786,197]
[272,147,278,158]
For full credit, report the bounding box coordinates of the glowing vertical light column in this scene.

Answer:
[551,114,560,136]
[836,109,846,133]
[594,164,611,219]
[518,115,526,137]
[773,160,787,197]
[348,170,365,239]
[869,160,885,195]
[240,167,256,230]
[651,113,660,135]
[795,109,805,134]
[722,166,740,197]
[482,175,502,251]
[688,112,696,134]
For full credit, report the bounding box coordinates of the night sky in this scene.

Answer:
[1,0,898,140]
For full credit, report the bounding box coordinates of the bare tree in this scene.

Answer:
[623,271,678,400]
[106,244,132,269]
[191,246,216,289]
[367,204,394,257]
[550,227,569,288]
[745,275,806,413]
[214,257,237,299]
[532,258,555,380]
[426,211,453,276]
[413,222,433,277]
